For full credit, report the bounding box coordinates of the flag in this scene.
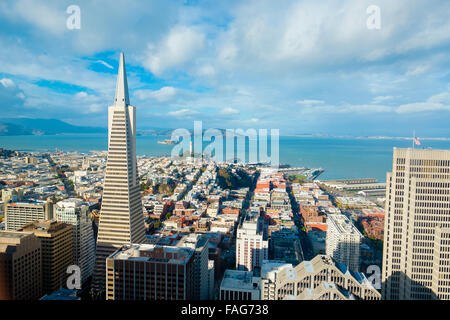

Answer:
[414,137,421,146]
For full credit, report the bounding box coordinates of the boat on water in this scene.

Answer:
[157,139,177,145]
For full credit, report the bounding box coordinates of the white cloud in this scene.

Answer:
[0,78,15,88]
[96,60,114,69]
[143,25,205,76]
[197,65,215,77]
[1,0,449,133]
[74,91,101,103]
[406,65,430,76]
[298,102,394,115]
[218,43,238,64]
[220,107,239,115]
[296,99,324,105]
[427,90,450,104]
[244,118,259,123]
[396,102,450,114]
[372,95,395,103]
[167,108,199,118]
[75,92,88,99]
[87,103,104,113]
[135,86,177,102]
[395,90,450,113]
[0,39,118,96]
[6,0,67,36]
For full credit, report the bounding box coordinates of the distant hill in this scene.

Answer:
[137,128,176,136]
[0,118,106,136]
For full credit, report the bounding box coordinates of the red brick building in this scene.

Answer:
[300,204,326,223]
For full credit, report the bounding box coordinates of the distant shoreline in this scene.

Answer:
[1,132,450,141]
[280,135,450,141]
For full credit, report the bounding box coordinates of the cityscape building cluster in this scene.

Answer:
[1,53,450,301]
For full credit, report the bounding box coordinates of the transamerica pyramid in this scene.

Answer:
[92,52,146,296]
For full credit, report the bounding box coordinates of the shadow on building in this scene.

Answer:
[382,271,439,300]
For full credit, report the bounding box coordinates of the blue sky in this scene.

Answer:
[0,0,449,136]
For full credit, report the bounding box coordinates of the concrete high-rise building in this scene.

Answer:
[0,231,42,300]
[326,214,362,272]
[5,200,53,231]
[105,244,194,300]
[92,52,147,294]
[20,220,73,295]
[55,198,95,284]
[382,148,450,300]
[236,212,268,271]
[174,234,210,300]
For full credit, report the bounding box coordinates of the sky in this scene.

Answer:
[0,0,449,137]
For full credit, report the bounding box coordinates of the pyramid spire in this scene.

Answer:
[114,52,130,106]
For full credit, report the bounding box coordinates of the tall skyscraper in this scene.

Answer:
[326,214,362,272]
[382,148,450,300]
[92,53,147,294]
[55,198,95,284]
[236,211,268,271]
[0,231,42,300]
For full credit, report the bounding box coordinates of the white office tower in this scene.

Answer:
[382,148,450,300]
[236,212,268,271]
[326,214,362,272]
[92,53,147,294]
[55,198,95,284]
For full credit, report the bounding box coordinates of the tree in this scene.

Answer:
[288,174,307,184]
[67,179,74,190]
[158,183,175,196]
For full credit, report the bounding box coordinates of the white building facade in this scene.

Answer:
[236,212,268,271]
[92,53,147,293]
[55,198,95,284]
[382,148,450,300]
[326,214,362,272]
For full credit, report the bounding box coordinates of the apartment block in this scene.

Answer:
[5,200,53,231]
[236,212,268,271]
[326,214,362,272]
